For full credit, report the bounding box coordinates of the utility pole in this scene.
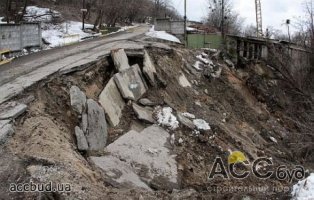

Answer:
[184,0,187,47]
[221,0,225,39]
[82,0,86,30]
[286,19,291,43]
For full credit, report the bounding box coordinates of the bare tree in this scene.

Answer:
[206,0,243,35]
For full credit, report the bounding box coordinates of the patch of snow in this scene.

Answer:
[182,112,196,119]
[178,138,184,144]
[193,119,211,130]
[146,26,181,43]
[187,27,197,31]
[0,17,5,24]
[269,137,278,143]
[195,101,202,107]
[193,61,203,71]
[196,55,210,65]
[292,173,314,200]
[25,6,60,22]
[156,107,179,130]
[42,21,95,48]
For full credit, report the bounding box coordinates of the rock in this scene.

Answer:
[143,50,157,87]
[177,113,196,129]
[86,99,107,151]
[81,114,88,133]
[132,103,154,124]
[90,155,151,190]
[0,102,27,120]
[178,73,192,88]
[225,59,235,68]
[70,86,86,114]
[204,89,209,95]
[139,98,156,106]
[111,49,130,72]
[90,125,178,190]
[75,126,89,151]
[99,77,125,127]
[0,124,14,144]
[0,120,11,129]
[114,64,147,101]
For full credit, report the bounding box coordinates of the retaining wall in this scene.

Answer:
[0,23,42,51]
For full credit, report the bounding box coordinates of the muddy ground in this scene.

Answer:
[0,44,313,200]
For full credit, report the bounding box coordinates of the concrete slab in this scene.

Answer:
[114,64,147,101]
[106,125,178,188]
[139,98,157,106]
[177,113,196,130]
[0,102,27,120]
[90,155,151,190]
[0,120,11,129]
[75,126,89,151]
[132,103,154,124]
[0,124,14,144]
[99,77,125,127]
[86,99,107,151]
[70,86,86,114]
[178,73,192,88]
[143,50,157,87]
[111,49,130,72]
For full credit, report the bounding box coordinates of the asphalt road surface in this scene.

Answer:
[0,25,150,86]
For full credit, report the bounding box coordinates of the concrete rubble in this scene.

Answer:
[177,113,196,130]
[139,98,157,106]
[0,120,11,129]
[90,125,178,190]
[178,73,192,88]
[143,50,157,87]
[70,86,87,114]
[132,103,154,124]
[75,126,89,151]
[99,77,125,127]
[0,102,27,120]
[114,64,147,101]
[0,124,14,144]
[111,49,130,72]
[86,99,108,151]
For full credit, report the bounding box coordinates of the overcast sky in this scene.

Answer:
[171,0,305,32]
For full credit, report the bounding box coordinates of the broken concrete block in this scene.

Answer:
[114,64,147,101]
[225,59,235,68]
[0,124,14,144]
[90,155,151,190]
[0,102,27,120]
[139,98,156,106]
[81,113,88,133]
[177,113,196,130]
[91,125,178,190]
[86,99,107,151]
[70,86,86,114]
[132,103,154,124]
[99,77,125,127]
[178,73,192,88]
[75,126,89,151]
[111,49,130,72]
[0,120,11,129]
[143,50,157,87]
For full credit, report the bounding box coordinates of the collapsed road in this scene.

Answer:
[0,25,313,200]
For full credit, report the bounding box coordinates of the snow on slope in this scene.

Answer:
[292,173,314,200]
[146,26,181,43]
[41,22,96,48]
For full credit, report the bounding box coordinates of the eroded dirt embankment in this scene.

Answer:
[1,44,313,199]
